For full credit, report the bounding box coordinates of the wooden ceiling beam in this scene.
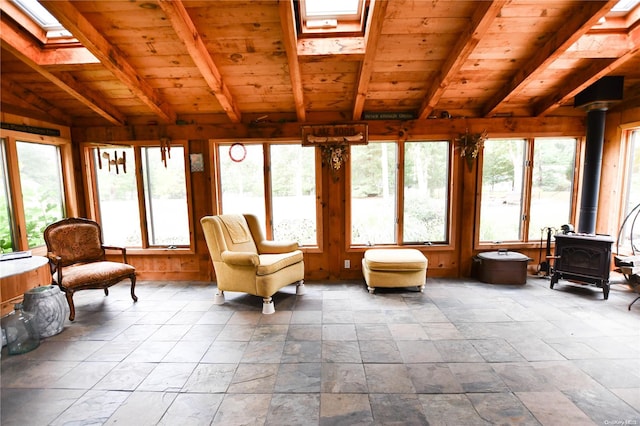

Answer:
[0,18,126,125]
[353,0,388,121]
[482,0,618,117]
[279,0,306,122]
[418,0,507,120]
[4,83,69,125]
[38,46,100,66]
[40,0,177,124]
[1,78,72,125]
[534,25,640,116]
[158,0,241,123]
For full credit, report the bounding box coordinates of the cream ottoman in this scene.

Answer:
[362,249,428,294]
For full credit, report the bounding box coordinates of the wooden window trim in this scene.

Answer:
[346,139,455,252]
[211,140,323,251]
[0,128,74,254]
[474,136,581,250]
[81,140,195,252]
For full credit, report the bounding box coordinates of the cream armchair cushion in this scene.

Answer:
[201,214,305,314]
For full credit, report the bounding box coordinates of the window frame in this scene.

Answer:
[0,129,76,254]
[475,136,581,249]
[346,139,455,250]
[81,140,195,253]
[297,0,367,37]
[347,140,399,247]
[212,140,323,252]
[618,126,640,255]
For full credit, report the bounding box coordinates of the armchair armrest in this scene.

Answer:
[221,251,260,267]
[257,240,299,254]
[46,252,63,283]
[103,245,128,263]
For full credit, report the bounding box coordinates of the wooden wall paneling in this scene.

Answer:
[67,116,589,281]
[189,139,214,281]
[458,137,477,277]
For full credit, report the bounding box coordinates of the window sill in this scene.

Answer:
[122,247,195,256]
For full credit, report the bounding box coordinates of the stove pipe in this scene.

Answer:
[577,107,606,234]
[573,76,624,234]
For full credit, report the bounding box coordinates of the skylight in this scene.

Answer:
[303,0,361,20]
[12,0,72,38]
[298,0,365,35]
[612,0,640,12]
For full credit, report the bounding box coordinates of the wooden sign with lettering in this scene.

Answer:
[301,123,368,146]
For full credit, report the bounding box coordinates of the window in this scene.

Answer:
[621,129,640,253]
[90,144,190,248]
[218,144,266,225]
[217,143,319,247]
[351,142,397,245]
[17,141,65,248]
[270,144,317,245]
[0,134,70,253]
[403,141,449,243]
[479,137,577,243]
[528,138,576,240]
[12,0,73,38]
[298,0,365,36]
[479,139,526,242]
[142,147,189,246]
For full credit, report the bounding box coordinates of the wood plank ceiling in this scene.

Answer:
[1,0,639,127]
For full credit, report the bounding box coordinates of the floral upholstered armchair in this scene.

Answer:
[201,214,305,314]
[43,217,137,321]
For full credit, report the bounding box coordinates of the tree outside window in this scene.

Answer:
[480,139,526,242]
[218,144,266,226]
[529,138,576,240]
[479,137,577,243]
[351,142,397,245]
[92,144,190,247]
[270,144,317,246]
[17,141,65,248]
[403,141,449,243]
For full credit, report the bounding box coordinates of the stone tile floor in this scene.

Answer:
[1,275,639,425]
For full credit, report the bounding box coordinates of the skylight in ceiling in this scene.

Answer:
[303,0,361,20]
[12,0,72,38]
[611,0,640,12]
[298,0,365,35]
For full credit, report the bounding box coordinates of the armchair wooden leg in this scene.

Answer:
[65,291,76,321]
[296,280,305,295]
[262,297,275,314]
[130,275,138,302]
[104,288,109,296]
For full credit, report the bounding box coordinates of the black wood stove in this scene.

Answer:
[550,233,614,299]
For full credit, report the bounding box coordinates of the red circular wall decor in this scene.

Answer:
[229,143,247,162]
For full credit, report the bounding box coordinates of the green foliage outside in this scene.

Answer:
[480,138,577,242]
[0,193,13,252]
[403,142,448,242]
[1,142,65,251]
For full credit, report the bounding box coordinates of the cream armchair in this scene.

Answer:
[201,214,305,314]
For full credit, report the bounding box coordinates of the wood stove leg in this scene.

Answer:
[550,274,558,289]
[603,283,609,300]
